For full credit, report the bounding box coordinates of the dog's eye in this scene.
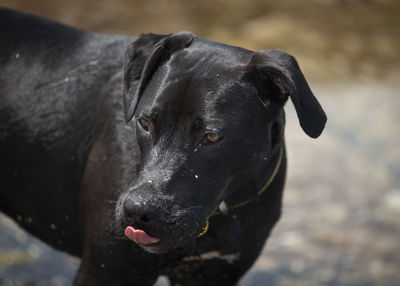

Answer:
[138,118,150,131]
[205,132,221,144]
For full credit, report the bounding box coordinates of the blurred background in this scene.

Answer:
[0,0,399,285]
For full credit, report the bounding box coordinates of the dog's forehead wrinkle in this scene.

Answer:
[190,39,252,64]
[170,51,209,75]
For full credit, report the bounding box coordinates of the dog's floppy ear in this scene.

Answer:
[123,32,194,122]
[246,50,327,138]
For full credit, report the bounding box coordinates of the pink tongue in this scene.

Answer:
[125,226,160,245]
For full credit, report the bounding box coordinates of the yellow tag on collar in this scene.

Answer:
[197,220,209,237]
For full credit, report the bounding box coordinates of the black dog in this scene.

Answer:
[0,9,326,286]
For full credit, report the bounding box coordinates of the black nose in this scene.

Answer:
[123,197,156,227]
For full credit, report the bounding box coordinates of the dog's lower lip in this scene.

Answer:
[125,226,160,245]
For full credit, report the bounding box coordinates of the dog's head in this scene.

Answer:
[116,32,326,253]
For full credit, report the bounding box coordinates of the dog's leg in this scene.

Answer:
[73,113,160,285]
[74,246,159,286]
[168,258,257,286]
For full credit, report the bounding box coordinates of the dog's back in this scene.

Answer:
[0,8,131,255]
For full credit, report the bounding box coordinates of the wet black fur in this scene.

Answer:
[0,9,326,286]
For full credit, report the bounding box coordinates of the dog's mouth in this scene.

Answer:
[116,192,207,253]
[125,226,160,246]
[123,224,200,254]
[123,223,167,253]
[122,217,206,254]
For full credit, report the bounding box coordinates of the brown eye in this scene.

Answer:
[138,118,150,131]
[205,133,221,143]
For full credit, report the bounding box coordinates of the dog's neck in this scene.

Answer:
[214,143,285,216]
[196,144,285,237]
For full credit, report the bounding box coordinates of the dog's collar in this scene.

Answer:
[197,146,284,237]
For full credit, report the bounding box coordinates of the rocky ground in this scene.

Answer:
[1,0,399,285]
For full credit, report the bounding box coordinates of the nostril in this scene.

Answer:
[140,214,150,223]
[126,212,133,220]
[123,198,155,226]
[132,214,151,224]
